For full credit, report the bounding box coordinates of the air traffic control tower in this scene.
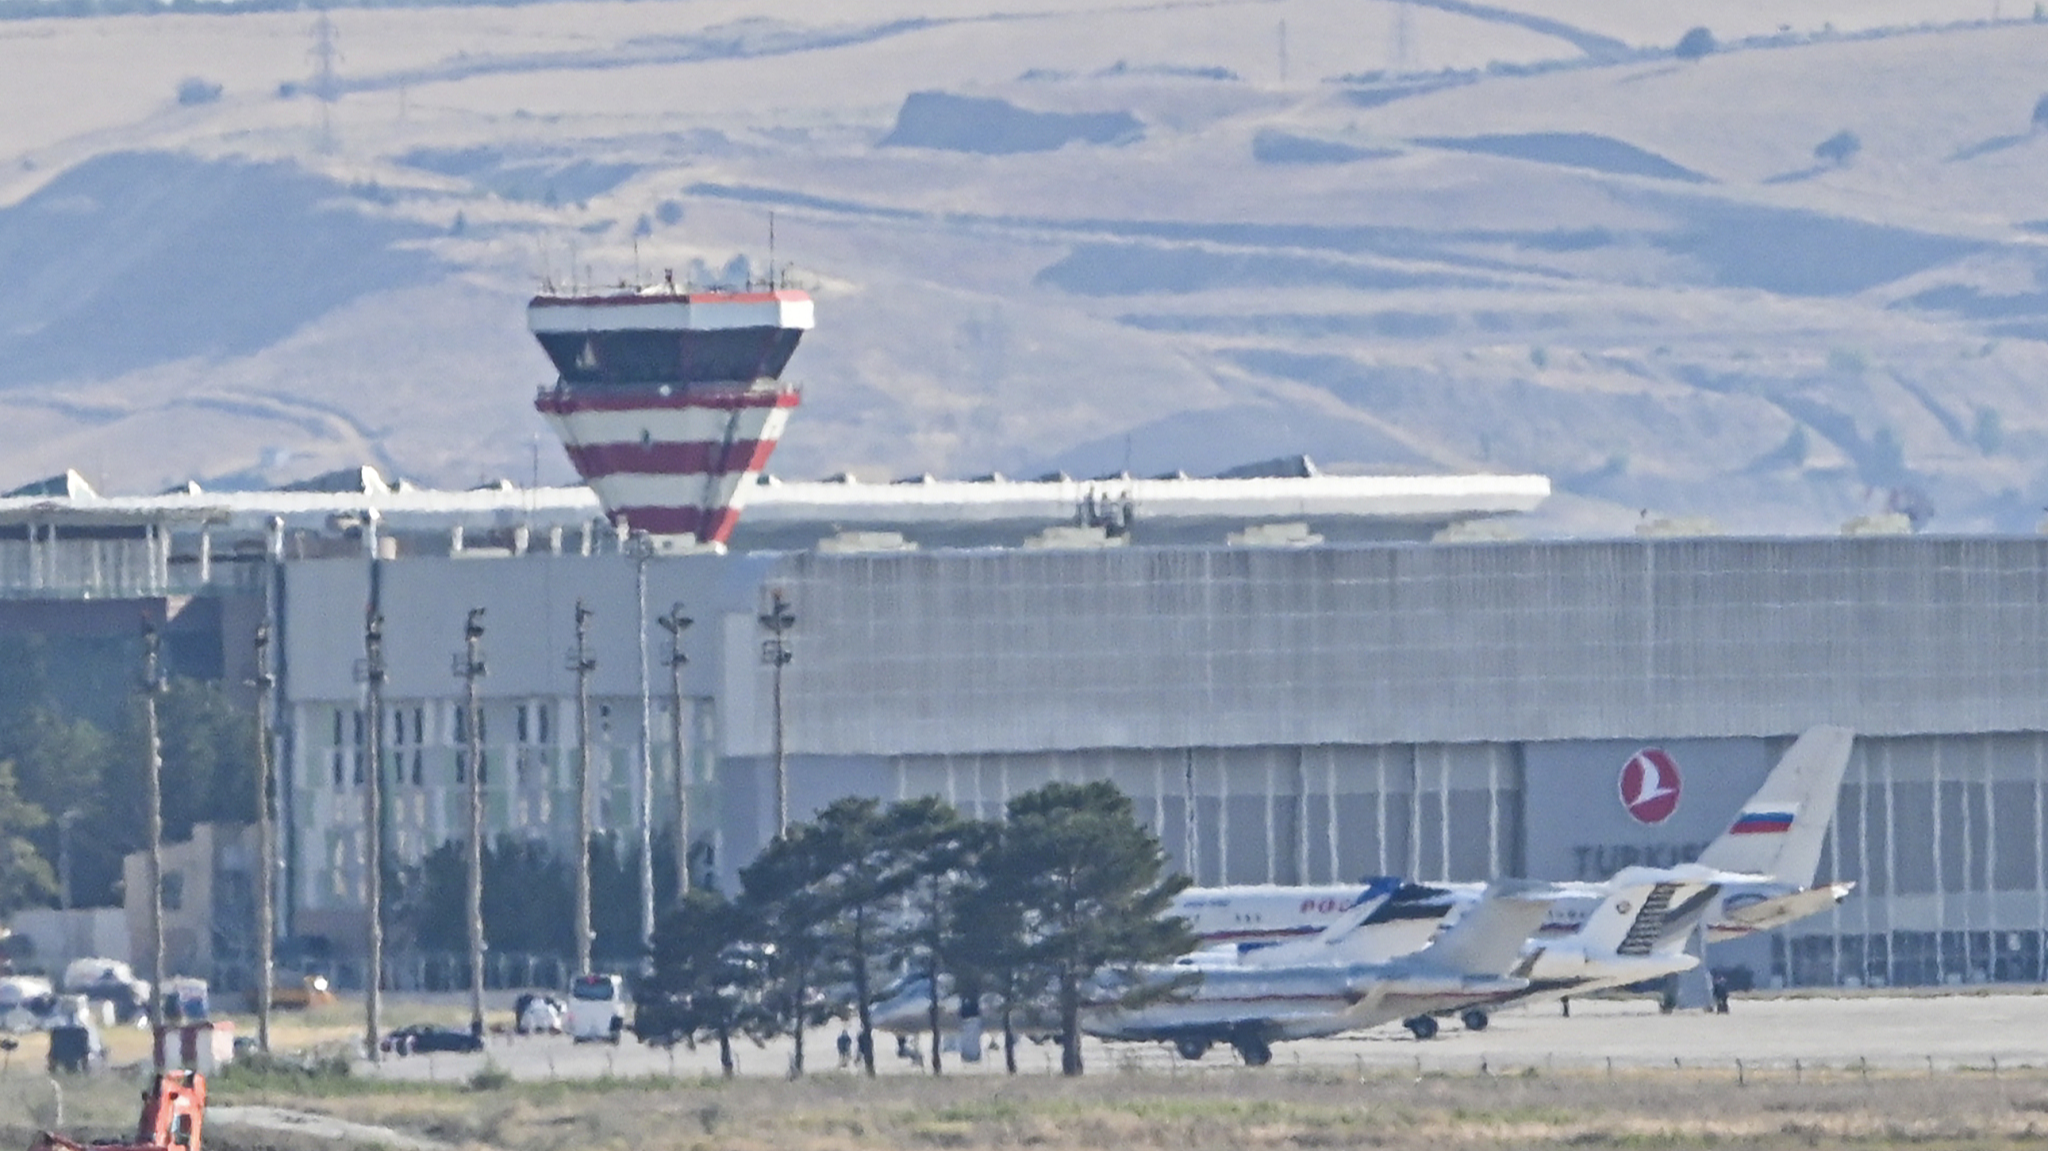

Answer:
[530,279,812,547]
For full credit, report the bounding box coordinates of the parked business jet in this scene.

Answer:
[1082,878,1564,1065]
[1169,725,1856,954]
[1095,858,1749,1062]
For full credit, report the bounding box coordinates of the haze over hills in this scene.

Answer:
[2,0,2046,535]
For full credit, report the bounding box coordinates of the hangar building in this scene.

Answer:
[272,531,2048,992]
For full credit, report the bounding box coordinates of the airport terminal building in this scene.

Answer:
[7,466,2048,991]
[272,531,2048,992]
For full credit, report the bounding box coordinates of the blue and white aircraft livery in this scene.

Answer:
[1168,725,1856,956]
[873,726,1853,1063]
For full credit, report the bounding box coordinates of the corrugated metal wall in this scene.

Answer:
[889,742,1518,887]
[762,538,2048,757]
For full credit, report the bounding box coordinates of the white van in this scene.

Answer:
[566,973,626,1044]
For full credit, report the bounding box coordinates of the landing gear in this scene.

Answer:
[1231,1036,1273,1066]
[1404,1015,1439,1040]
[1174,1037,1210,1061]
[1460,1009,1490,1032]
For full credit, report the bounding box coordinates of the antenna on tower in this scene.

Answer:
[308,8,342,155]
[1392,0,1412,70]
[768,211,776,290]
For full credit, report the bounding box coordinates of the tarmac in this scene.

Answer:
[352,988,2048,1083]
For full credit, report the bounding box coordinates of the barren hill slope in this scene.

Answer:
[1,0,2044,535]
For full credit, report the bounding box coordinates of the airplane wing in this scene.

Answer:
[1709,881,1857,941]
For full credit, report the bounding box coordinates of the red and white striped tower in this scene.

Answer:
[530,282,812,546]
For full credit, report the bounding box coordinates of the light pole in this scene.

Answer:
[568,601,596,976]
[360,611,386,1063]
[757,589,795,837]
[455,609,487,1037]
[140,621,165,1057]
[632,534,655,954]
[252,622,276,1055]
[656,603,692,896]
[55,808,83,913]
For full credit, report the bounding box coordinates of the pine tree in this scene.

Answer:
[738,821,840,1077]
[888,798,986,1075]
[639,888,769,1076]
[991,781,1193,1076]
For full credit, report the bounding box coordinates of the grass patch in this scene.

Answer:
[163,1053,2048,1149]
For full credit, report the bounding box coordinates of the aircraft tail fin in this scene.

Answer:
[1410,879,1559,976]
[1307,876,1405,946]
[1245,877,1406,965]
[1694,726,1854,882]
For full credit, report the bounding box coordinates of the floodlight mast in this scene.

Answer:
[456,609,487,1037]
[361,610,386,1064]
[569,602,597,975]
[140,621,166,1060]
[657,603,694,896]
[758,590,795,836]
[252,623,276,1055]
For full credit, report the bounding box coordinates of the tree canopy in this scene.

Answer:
[993,781,1194,1075]
[0,636,260,917]
[637,888,771,1076]
[652,782,1193,1077]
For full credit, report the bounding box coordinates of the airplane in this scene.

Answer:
[866,878,1413,1049]
[1168,725,1857,955]
[872,863,1746,1058]
[1161,861,1745,1049]
[877,727,1852,1053]
[1080,878,1565,1065]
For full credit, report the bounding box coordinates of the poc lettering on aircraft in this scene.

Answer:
[1298,897,1347,914]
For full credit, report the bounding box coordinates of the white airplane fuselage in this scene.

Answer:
[1083,961,1526,1044]
[1171,879,1849,960]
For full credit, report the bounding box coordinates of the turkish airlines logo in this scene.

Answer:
[1619,748,1682,825]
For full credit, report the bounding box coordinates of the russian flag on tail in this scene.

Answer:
[1728,809,1796,835]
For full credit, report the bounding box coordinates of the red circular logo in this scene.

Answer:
[1619,748,1682,825]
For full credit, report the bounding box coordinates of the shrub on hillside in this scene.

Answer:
[1674,27,1716,60]
[176,77,222,106]
[1813,129,1861,166]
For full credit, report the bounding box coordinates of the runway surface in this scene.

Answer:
[354,989,2048,1082]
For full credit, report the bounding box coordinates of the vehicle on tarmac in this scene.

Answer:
[257,973,335,1012]
[568,973,627,1043]
[381,1023,483,1056]
[515,992,567,1034]
[61,958,150,1025]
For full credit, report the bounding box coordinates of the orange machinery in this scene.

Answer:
[31,1070,204,1151]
